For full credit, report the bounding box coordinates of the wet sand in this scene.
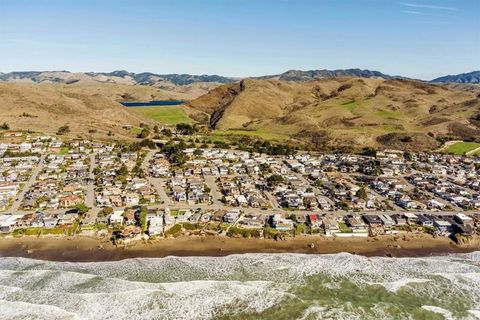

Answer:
[0,234,478,262]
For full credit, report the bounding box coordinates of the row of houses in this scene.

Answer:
[0,209,81,233]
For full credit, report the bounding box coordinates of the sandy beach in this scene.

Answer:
[0,234,478,262]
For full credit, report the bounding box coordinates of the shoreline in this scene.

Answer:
[0,234,479,262]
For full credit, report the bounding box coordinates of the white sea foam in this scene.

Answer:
[367,278,431,292]
[0,269,288,320]
[468,310,480,319]
[0,252,479,319]
[0,299,80,320]
[297,305,326,320]
[422,306,455,320]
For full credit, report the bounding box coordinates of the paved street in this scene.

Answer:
[141,150,172,206]
[10,154,46,212]
[205,175,223,205]
[264,190,281,209]
[85,152,96,208]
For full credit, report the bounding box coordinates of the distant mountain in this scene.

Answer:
[0,70,236,86]
[431,71,480,84]
[259,69,409,82]
[4,69,480,87]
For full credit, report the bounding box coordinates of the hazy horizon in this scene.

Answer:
[1,67,479,82]
[1,0,479,80]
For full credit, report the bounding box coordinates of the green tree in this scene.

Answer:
[139,207,148,232]
[161,128,172,137]
[361,147,376,157]
[73,204,90,214]
[171,151,187,166]
[356,187,368,200]
[116,164,129,177]
[404,151,413,161]
[176,123,196,135]
[138,128,151,139]
[57,125,70,135]
[313,179,323,187]
[99,207,114,217]
[0,122,10,130]
[259,163,272,174]
[139,139,156,149]
[267,174,285,186]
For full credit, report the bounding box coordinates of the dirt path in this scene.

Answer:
[466,146,480,156]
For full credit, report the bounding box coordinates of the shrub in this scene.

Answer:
[165,224,182,237]
[57,125,70,135]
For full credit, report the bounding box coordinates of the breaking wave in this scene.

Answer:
[0,252,479,319]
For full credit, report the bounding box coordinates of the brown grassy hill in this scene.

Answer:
[59,83,197,102]
[186,78,480,151]
[0,83,154,139]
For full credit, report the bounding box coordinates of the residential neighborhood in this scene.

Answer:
[1,133,479,243]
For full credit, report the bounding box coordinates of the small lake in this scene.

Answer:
[121,100,185,107]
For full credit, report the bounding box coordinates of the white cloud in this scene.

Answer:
[401,10,425,15]
[400,2,458,11]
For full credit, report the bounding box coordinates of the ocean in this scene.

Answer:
[0,252,479,320]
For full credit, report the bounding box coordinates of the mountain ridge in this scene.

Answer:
[431,71,480,84]
[0,70,235,86]
[259,68,410,82]
[2,69,480,85]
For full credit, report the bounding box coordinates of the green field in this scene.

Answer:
[58,146,69,155]
[445,142,480,155]
[375,109,398,118]
[132,106,195,125]
[341,100,364,112]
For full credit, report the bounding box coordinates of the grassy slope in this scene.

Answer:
[131,106,195,125]
[0,82,152,140]
[212,128,290,141]
[445,142,480,155]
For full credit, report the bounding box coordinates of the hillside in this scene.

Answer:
[0,83,154,139]
[58,82,205,102]
[431,71,480,84]
[186,77,480,151]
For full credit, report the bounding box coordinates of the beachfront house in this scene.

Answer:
[417,215,433,227]
[345,215,367,232]
[223,209,240,224]
[109,210,124,226]
[433,220,452,233]
[271,214,294,231]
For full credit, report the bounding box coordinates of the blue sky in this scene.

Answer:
[0,0,479,80]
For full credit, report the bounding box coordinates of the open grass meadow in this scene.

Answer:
[131,106,195,125]
[211,128,290,141]
[445,141,480,155]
